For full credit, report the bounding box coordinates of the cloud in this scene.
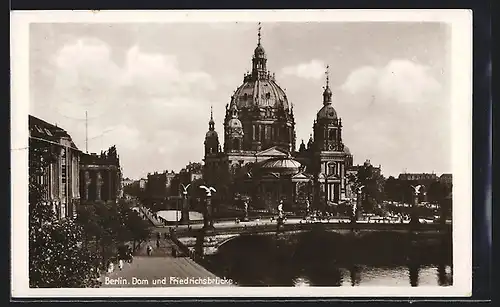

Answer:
[337,59,449,176]
[341,59,442,104]
[280,59,326,80]
[34,38,217,179]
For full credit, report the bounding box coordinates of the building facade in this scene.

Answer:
[29,115,81,220]
[146,170,177,201]
[80,146,122,204]
[203,28,353,212]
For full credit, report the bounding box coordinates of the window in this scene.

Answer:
[328,163,335,175]
[44,128,53,136]
[61,149,66,196]
[35,125,44,133]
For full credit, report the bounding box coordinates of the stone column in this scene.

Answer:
[84,170,90,201]
[96,171,102,201]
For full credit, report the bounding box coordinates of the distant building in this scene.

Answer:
[80,146,122,204]
[146,170,177,201]
[122,177,134,188]
[29,115,81,220]
[139,178,147,190]
[398,173,438,182]
[439,173,453,186]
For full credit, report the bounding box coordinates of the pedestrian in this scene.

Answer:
[156,240,160,248]
[118,259,124,270]
[147,245,152,256]
[107,261,114,273]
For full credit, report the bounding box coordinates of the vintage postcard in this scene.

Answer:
[11,10,472,298]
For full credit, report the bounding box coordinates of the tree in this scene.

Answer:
[384,176,401,201]
[76,199,152,259]
[347,161,385,213]
[29,219,101,288]
[29,140,100,288]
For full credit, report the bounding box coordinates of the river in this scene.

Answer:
[203,230,453,287]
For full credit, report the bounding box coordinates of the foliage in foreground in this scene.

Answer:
[29,140,100,288]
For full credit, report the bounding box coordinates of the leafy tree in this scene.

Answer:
[384,176,401,201]
[347,161,385,213]
[29,140,100,288]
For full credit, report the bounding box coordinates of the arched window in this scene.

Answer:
[233,138,240,150]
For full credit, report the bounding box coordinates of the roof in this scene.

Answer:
[232,77,289,110]
[259,157,302,176]
[81,152,119,167]
[317,104,338,121]
[29,115,79,150]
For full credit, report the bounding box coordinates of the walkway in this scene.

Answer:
[100,238,232,287]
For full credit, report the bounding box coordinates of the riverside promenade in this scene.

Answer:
[100,238,232,287]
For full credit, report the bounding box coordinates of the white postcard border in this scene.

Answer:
[11,9,472,298]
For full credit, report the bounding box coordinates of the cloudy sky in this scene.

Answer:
[30,22,451,179]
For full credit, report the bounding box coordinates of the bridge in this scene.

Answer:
[169,218,451,258]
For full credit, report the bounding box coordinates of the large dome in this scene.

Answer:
[232,78,289,110]
[260,157,302,176]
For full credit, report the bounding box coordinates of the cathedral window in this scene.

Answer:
[328,163,335,176]
[233,139,240,150]
[266,92,271,99]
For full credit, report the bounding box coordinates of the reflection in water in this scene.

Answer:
[350,265,361,286]
[205,230,453,287]
[408,262,420,287]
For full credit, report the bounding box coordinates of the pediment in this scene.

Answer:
[255,146,289,157]
[292,173,309,179]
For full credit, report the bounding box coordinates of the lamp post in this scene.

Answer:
[410,185,424,226]
[200,185,216,229]
[180,184,191,225]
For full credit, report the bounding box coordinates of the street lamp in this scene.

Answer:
[180,183,191,225]
[410,184,424,225]
[200,185,216,229]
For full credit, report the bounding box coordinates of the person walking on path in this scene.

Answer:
[156,239,160,249]
[147,245,153,256]
[118,259,124,271]
[107,261,114,273]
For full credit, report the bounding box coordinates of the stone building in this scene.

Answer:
[29,115,81,220]
[80,146,122,204]
[146,170,177,201]
[203,26,353,212]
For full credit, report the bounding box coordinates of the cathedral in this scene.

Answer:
[203,26,353,212]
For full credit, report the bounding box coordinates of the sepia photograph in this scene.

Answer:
[11,10,472,298]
